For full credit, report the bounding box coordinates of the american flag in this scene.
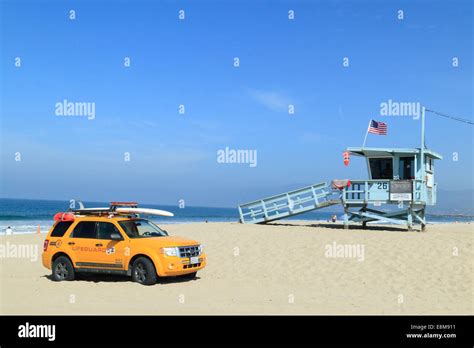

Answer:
[368,120,387,135]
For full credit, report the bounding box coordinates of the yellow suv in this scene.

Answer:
[42,203,206,285]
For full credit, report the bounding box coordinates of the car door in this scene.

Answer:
[95,222,127,270]
[67,221,102,267]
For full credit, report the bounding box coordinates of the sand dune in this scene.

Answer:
[0,221,472,315]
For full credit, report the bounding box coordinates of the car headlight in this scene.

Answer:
[198,244,203,255]
[161,247,178,257]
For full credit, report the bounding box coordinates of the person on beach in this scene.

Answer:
[5,226,13,235]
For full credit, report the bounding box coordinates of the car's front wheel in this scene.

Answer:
[131,257,158,285]
[52,256,75,281]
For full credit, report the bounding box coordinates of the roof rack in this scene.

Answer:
[69,202,140,216]
[110,201,138,207]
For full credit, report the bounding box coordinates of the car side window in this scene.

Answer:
[71,221,97,239]
[51,221,73,237]
[97,222,122,240]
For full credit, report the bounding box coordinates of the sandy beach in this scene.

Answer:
[0,221,472,315]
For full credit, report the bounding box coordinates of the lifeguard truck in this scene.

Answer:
[238,108,442,231]
[42,202,206,285]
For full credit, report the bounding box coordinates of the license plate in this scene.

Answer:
[190,256,199,264]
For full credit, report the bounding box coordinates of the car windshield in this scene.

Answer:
[119,219,168,238]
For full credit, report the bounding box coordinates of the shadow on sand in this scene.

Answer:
[42,273,200,285]
[266,222,414,232]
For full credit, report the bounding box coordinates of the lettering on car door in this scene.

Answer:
[68,221,102,266]
[95,222,126,269]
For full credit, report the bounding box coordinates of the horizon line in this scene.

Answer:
[0,196,239,210]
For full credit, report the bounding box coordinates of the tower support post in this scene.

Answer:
[343,206,349,230]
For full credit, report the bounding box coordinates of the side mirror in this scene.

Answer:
[110,233,124,241]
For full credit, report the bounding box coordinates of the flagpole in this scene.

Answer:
[420,106,425,182]
[362,120,371,148]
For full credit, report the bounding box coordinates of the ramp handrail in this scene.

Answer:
[238,182,339,224]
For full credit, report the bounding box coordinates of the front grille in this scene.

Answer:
[183,263,201,269]
[178,245,200,258]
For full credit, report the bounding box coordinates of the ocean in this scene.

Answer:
[0,198,472,234]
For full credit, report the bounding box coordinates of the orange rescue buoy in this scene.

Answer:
[53,212,75,222]
[343,151,350,166]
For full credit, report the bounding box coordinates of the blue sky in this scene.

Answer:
[1,0,472,207]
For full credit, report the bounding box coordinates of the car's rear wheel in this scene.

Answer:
[52,256,75,281]
[132,257,157,285]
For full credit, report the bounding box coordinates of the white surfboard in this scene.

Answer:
[115,207,174,217]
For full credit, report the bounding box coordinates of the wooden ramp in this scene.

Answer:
[238,182,340,224]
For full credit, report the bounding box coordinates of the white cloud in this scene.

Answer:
[248,88,293,113]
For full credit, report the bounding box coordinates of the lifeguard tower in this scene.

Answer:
[238,108,442,231]
[338,146,442,230]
